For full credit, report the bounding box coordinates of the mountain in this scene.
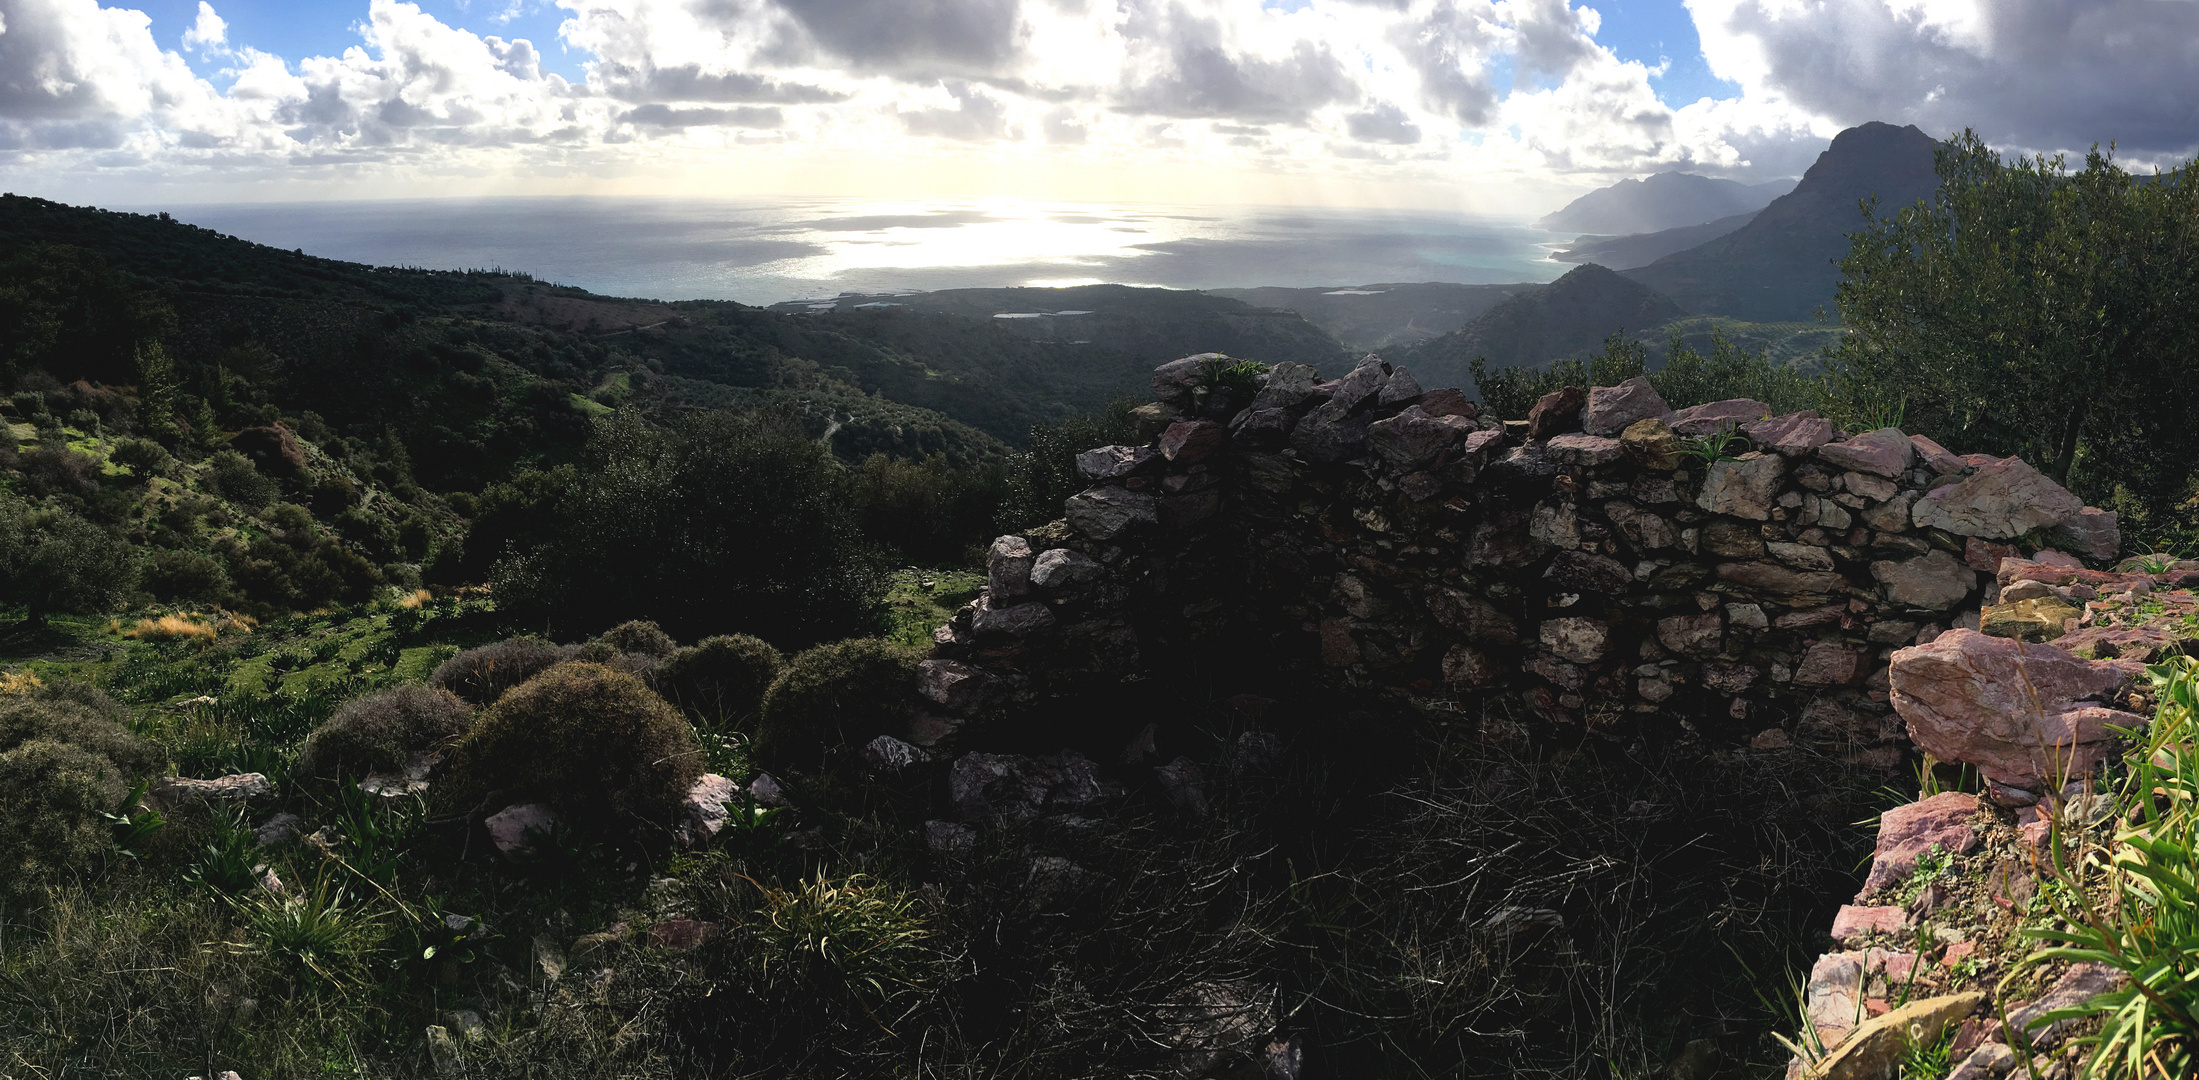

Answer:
[1207,282,1534,351]
[1624,122,1940,322]
[1550,211,1758,271]
[1389,263,1685,391]
[1535,172,1794,235]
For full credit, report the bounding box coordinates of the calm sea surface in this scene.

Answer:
[147,196,1569,306]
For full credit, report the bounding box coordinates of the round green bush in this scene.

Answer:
[0,682,162,897]
[439,662,702,832]
[296,685,475,781]
[430,637,575,706]
[657,634,785,727]
[594,620,678,659]
[753,639,921,772]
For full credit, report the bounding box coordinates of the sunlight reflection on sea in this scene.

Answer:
[148,195,1569,305]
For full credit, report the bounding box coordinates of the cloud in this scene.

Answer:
[770,0,1027,78]
[181,1,224,52]
[899,80,1012,140]
[622,102,782,127]
[1345,102,1420,144]
[1691,0,2199,160]
[595,62,847,104]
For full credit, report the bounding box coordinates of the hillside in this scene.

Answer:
[1389,263,1685,390]
[1535,171,1793,234]
[1625,122,1940,321]
[1207,282,1531,351]
[1550,210,1757,270]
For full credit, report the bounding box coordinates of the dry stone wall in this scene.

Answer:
[918,353,2124,758]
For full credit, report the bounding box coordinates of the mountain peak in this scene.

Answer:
[1536,170,1796,235]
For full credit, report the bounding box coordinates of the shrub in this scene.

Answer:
[296,685,475,782]
[109,438,174,482]
[658,634,785,727]
[753,638,921,771]
[142,549,233,604]
[429,637,575,706]
[0,682,162,897]
[13,445,103,501]
[204,450,280,509]
[0,498,139,627]
[596,619,677,659]
[439,661,701,832]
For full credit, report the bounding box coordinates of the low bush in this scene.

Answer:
[657,633,784,727]
[439,661,702,832]
[295,684,474,781]
[0,681,162,897]
[596,619,677,659]
[429,636,575,706]
[753,638,920,771]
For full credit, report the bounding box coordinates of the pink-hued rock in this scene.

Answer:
[1369,405,1477,469]
[2051,506,2121,562]
[1545,432,1624,466]
[1795,641,1863,685]
[1856,792,1982,901]
[1526,385,1587,439]
[1160,419,1228,463]
[486,803,560,855]
[1910,433,1965,474]
[678,774,740,848]
[1911,457,2083,539]
[1075,444,1159,482]
[1831,905,1909,944]
[1819,428,1916,478]
[918,659,991,710]
[645,918,722,950]
[1742,411,1834,455]
[1889,629,2144,791]
[1665,398,1770,436]
[1540,617,1611,664]
[1963,536,2019,575]
[1656,612,1724,658]
[1580,376,1670,436]
[1872,549,1976,610]
[1696,452,1787,520]
[2008,962,2129,1049]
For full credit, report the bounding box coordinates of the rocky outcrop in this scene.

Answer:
[1889,629,2142,796]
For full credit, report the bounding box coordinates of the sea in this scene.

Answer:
[147,196,1571,306]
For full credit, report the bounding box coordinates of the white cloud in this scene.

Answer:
[3,0,2191,208]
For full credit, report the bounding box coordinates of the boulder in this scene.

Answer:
[485,803,560,855]
[1818,428,1916,477]
[949,752,1106,823]
[1228,407,1294,447]
[1377,366,1424,407]
[1910,457,2083,539]
[1249,361,1321,411]
[1288,400,1371,463]
[1368,405,1476,469]
[987,535,1035,598]
[1065,486,1158,540]
[1829,905,1908,945]
[1810,993,1983,1080]
[1152,353,1228,407]
[918,659,992,710]
[1160,419,1228,464]
[677,774,740,848]
[1666,398,1769,436]
[1841,471,1899,502]
[1910,433,1965,474]
[1696,453,1786,520]
[1526,386,1587,439]
[1419,387,1476,418]
[1322,354,1390,413]
[1741,411,1834,456]
[1544,550,1632,594]
[1857,792,1981,900]
[1029,548,1102,591]
[970,593,1057,637]
[1546,433,1623,466]
[2050,506,2121,562]
[1129,402,1182,442]
[1620,417,1682,470]
[1075,444,1159,482]
[1794,642,1861,686]
[1715,561,1844,597]
[1888,629,2145,792]
[1871,550,1975,610]
[1540,617,1610,664]
[860,735,930,774]
[1581,376,1669,436]
[149,772,274,810]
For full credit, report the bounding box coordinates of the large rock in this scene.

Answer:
[1818,428,1915,477]
[1605,501,1681,550]
[1620,417,1682,470]
[1810,993,1983,1080]
[1666,398,1768,436]
[677,774,741,848]
[1075,445,1159,482]
[1546,433,1623,466]
[1871,549,1975,610]
[149,772,274,810]
[1857,792,1981,900]
[948,752,1105,823]
[1160,419,1228,464]
[1526,386,1587,439]
[2050,506,2121,562]
[1065,486,1158,540]
[1029,548,1102,591]
[987,535,1034,598]
[1714,561,1844,597]
[1540,617,1610,664]
[1910,457,2083,539]
[1581,376,1669,436]
[1368,405,1476,470]
[1740,411,1833,456]
[1322,354,1390,413]
[1979,597,2083,642]
[1696,453,1786,520]
[1888,629,2145,792]
[1288,400,1371,463]
[1794,641,1862,686]
[1249,361,1320,411]
[1656,612,1724,658]
[1151,353,1229,407]
[1544,550,1632,594]
[918,659,993,710]
[970,593,1057,637]
[1910,433,1964,474]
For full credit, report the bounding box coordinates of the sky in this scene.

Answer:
[2,0,2196,217]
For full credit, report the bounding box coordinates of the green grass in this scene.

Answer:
[880,566,984,648]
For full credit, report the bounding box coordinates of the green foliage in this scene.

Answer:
[0,682,161,897]
[752,638,921,772]
[1677,428,1755,466]
[236,867,391,990]
[108,437,175,481]
[429,636,574,706]
[846,451,1008,565]
[295,684,474,781]
[2010,656,2199,1080]
[594,619,677,659]
[740,871,935,999]
[185,809,263,896]
[1469,332,1647,420]
[656,633,784,728]
[440,660,702,832]
[0,496,139,626]
[1652,327,1826,414]
[478,407,886,646]
[999,399,1140,531]
[1200,358,1270,398]
[1831,130,2199,527]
